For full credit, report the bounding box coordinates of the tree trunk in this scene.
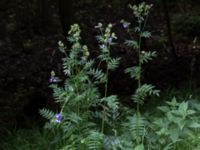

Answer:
[162,0,178,59]
[162,0,179,87]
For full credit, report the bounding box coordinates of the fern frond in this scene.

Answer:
[83,59,95,70]
[100,95,119,111]
[85,131,103,150]
[98,53,110,62]
[51,85,68,103]
[120,135,134,150]
[88,68,106,83]
[140,51,157,64]
[125,66,141,80]
[123,115,146,143]
[125,40,139,49]
[108,58,121,71]
[65,112,82,125]
[39,108,55,120]
[132,84,159,104]
[140,31,151,38]
[103,135,122,150]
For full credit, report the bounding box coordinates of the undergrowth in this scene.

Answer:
[1,87,200,150]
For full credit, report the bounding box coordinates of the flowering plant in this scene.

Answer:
[39,3,200,150]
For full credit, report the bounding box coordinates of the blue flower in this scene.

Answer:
[108,37,112,44]
[123,22,129,29]
[49,77,55,83]
[55,114,62,123]
[49,77,60,83]
[99,44,106,49]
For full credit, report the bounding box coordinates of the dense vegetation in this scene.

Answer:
[0,0,200,150]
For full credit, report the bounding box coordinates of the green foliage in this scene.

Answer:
[108,58,121,71]
[124,40,139,49]
[122,3,160,149]
[3,88,200,150]
[149,98,200,149]
[123,115,146,144]
[140,51,157,64]
[0,127,49,150]
[132,84,160,105]
[36,2,200,150]
[88,68,106,84]
[39,108,55,120]
[39,22,121,149]
[84,131,104,150]
[125,66,141,80]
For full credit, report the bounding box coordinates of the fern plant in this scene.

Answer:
[40,3,161,150]
[124,2,159,115]
[38,2,200,150]
[40,22,122,149]
[122,2,159,149]
[95,23,120,134]
[40,24,102,149]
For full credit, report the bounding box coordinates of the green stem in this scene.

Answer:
[101,44,110,133]
[60,99,68,114]
[101,106,105,133]
[141,15,149,33]
[136,15,148,115]
[137,22,142,115]
[105,44,110,97]
[101,66,109,133]
[101,65,109,134]
[105,67,109,97]
[77,103,80,116]
[77,103,81,148]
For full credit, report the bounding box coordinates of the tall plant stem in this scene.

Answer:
[136,15,148,115]
[101,107,105,133]
[101,45,110,133]
[105,44,110,97]
[105,67,109,97]
[60,99,68,114]
[101,67,109,133]
[137,22,142,115]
